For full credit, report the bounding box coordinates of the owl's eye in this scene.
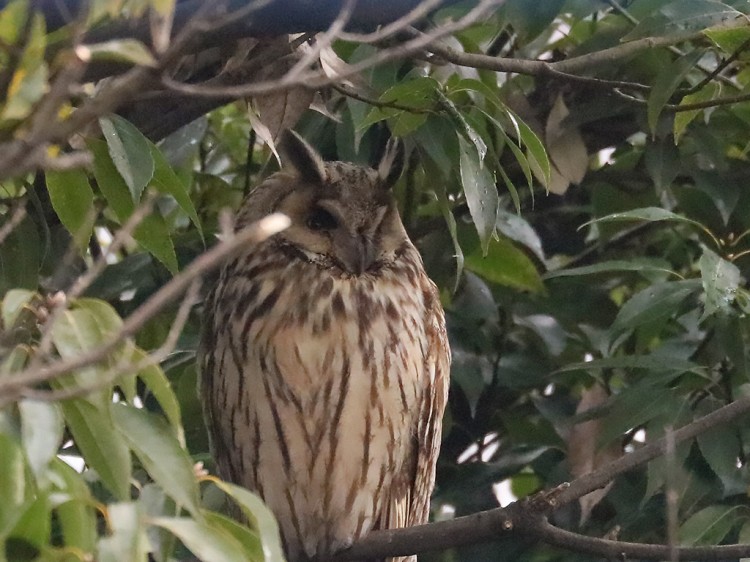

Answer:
[306,207,338,231]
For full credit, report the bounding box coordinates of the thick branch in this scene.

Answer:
[334,394,750,560]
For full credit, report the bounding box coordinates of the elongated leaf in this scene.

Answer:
[46,169,96,250]
[496,209,545,263]
[625,0,741,40]
[211,480,286,562]
[90,139,178,273]
[50,458,97,553]
[150,517,250,562]
[84,39,157,67]
[458,135,497,253]
[647,51,703,134]
[203,512,264,562]
[679,504,743,546]
[0,434,27,538]
[11,493,51,548]
[545,259,679,279]
[611,280,701,336]
[466,236,544,294]
[674,82,720,143]
[98,502,149,562]
[111,404,200,517]
[90,138,134,220]
[51,307,116,399]
[19,400,63,479]
[358,77,437,134]
[133,347,184,441]
[2,289,35,328]
[100,115,155,201]
[558,354,705,375]
[699,246,740,317]
[440,88,487,161]
[149,143,202,237]
[598,384,681,446]
[436,184,463,292]
[58,399,131,500]
[585,207,716,244]
[0,14,47,122]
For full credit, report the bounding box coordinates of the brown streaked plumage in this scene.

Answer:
[200,131,450,562]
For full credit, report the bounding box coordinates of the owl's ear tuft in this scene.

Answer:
[279,129,327,184]
[377,138,405,189]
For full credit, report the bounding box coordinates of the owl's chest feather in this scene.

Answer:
[254,267,426,398]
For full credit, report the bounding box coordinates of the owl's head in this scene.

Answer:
[238,130,409,276]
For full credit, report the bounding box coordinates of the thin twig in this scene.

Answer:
[0,213,290,405]
[22,281,202,402]
[0,205,27,246]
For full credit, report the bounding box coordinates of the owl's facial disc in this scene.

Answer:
[275,190,397,275]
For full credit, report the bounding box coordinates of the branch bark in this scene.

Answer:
[333,394,750,561]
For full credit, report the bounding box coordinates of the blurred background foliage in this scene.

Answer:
[3,0,750,560]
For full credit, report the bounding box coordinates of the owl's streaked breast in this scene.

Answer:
[204,241,437,560]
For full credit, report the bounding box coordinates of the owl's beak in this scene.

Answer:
[337,233,376,275]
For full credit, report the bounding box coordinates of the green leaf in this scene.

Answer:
[513,110,550,191]
[134,348,184,442]
[45,169,96,250]
[545,259,679,279]
[58,399,131,500]
[496,208,545,263]
[99,115,155,202]
[203,512,264,562]
[704,24,750,54]
[10,493,51,549]
[598,383,681,446]
[97,502,149,562]
[358,77,436,134]
[0,434,27,538]
[0,215,41,293]
[50,459,97,553]
[133,214,179,273]
[558,354,705,375]
[585,207,717,244]
[679,504,743,546]
[644,137,680,193]
[458,135,497,254]
[111,404,201,517]
[18,400,63,480]
[84,39,157,67]
[622,284,694,345]
[90,139,178,273]
[440,88,487,161]
[696,404,741,486]
[50,306,118,397]
[0,14,47,122]
[90,138,135,220]
[2,289,35,329]
[436,184,464,292]
[647,51,703,134]
[611,280,701,336]
[211,481,286,562]
[150,517,250,562]
[149,143,203,238]
[465,236,544,293]
[674,82,720,143]
[699,246,740,317]
[625,0,741,40]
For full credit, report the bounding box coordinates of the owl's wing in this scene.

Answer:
[407,279,451,526]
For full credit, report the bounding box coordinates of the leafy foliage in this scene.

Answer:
[3,0,750,561]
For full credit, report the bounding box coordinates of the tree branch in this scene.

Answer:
[333,393,750,560]
[0,213,290,406]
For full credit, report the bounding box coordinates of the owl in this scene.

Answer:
[200,130,450,562]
